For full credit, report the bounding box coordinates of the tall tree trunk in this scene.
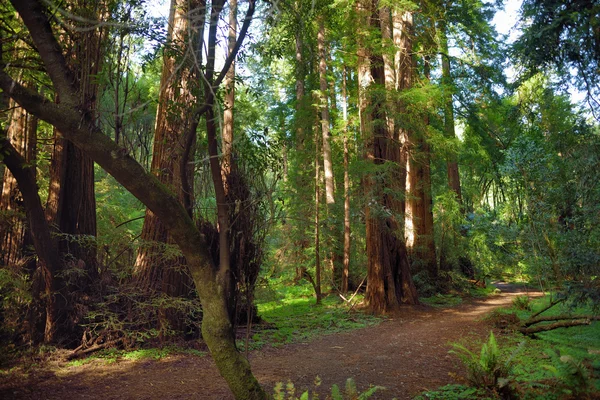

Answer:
[291,13,311,280]
[358,0,418,313]
[438,19,467,274]
[341,67,351,294]
[43,0,106,344]
[314,124,322,304]
[1,90,38,270]
[406,56,437,280]
[134,0,202,333]
[317,16,339,285]
[317,17,334,206]
[439,19,462,204]
[222,0,236,186]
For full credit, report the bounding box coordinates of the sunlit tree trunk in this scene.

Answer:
[222,0,236,185]
[439,19,462,204]
[317,17,334,205]
[341,67,351,293]
[134,0,203,331]
[358,0,418,313]
[406,55,437,280]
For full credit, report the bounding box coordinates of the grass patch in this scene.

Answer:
[413,384,497,400]
[421,284,497,308]
[421,293,464,307]
[244,281,381,351]
[65,345,206,367]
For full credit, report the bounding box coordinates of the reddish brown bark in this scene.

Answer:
[1,91,38,269]
[406,57,437,279]
[134,0,202,331]
[358,0,418,313]
[341,68,351,294]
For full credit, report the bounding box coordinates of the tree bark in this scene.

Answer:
[222,0,236,186]
[0,137,62,344]
[439,19,462,204]
[42,0,107,345]
[406,56,437,280]
[317,16,334,206]
[358,0,418,313]
[133,0,202,332]
[341,67,351,294]
[314,116,322,304]
[1,89,38,270]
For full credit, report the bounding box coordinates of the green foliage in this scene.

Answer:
[512,295,531,311]
[65,346,206,368]
[515,0,600,107]
[479,295,600,398]
[542,350,593,398]
[242,280,380,351]
[414,384,497,400]
[272,377,383,400]
[450,332,521,392]
[0,268,32,361]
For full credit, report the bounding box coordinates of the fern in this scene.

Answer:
[450,332,521,390]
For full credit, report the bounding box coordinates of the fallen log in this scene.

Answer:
[520,319,592,335]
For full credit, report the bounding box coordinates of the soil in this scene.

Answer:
[0,283,542,400]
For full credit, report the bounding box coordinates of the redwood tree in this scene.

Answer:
[133,0,203,332]
[357,0,418,313]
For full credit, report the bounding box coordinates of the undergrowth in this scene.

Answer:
[242,280,381,351]
[272,377,383,400]
[418,293,600,399]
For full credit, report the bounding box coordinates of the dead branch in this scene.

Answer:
[529,297,565,319]
[67,337,123,360]
[520,319,592,335]
[523,314,600,327]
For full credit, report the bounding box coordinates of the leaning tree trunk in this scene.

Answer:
[133,0,203,334]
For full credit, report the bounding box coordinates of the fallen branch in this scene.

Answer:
[523,314,598,327]
[67,337,123,360]
[529,297,565,319]
[520,319,592,335]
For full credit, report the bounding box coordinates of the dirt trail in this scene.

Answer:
[1,283,541,400]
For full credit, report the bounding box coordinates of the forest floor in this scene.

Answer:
[0,282,543,400]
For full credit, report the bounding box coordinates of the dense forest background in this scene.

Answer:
[0,0,599,398]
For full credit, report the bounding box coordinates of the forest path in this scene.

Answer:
[2,283,542,400]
